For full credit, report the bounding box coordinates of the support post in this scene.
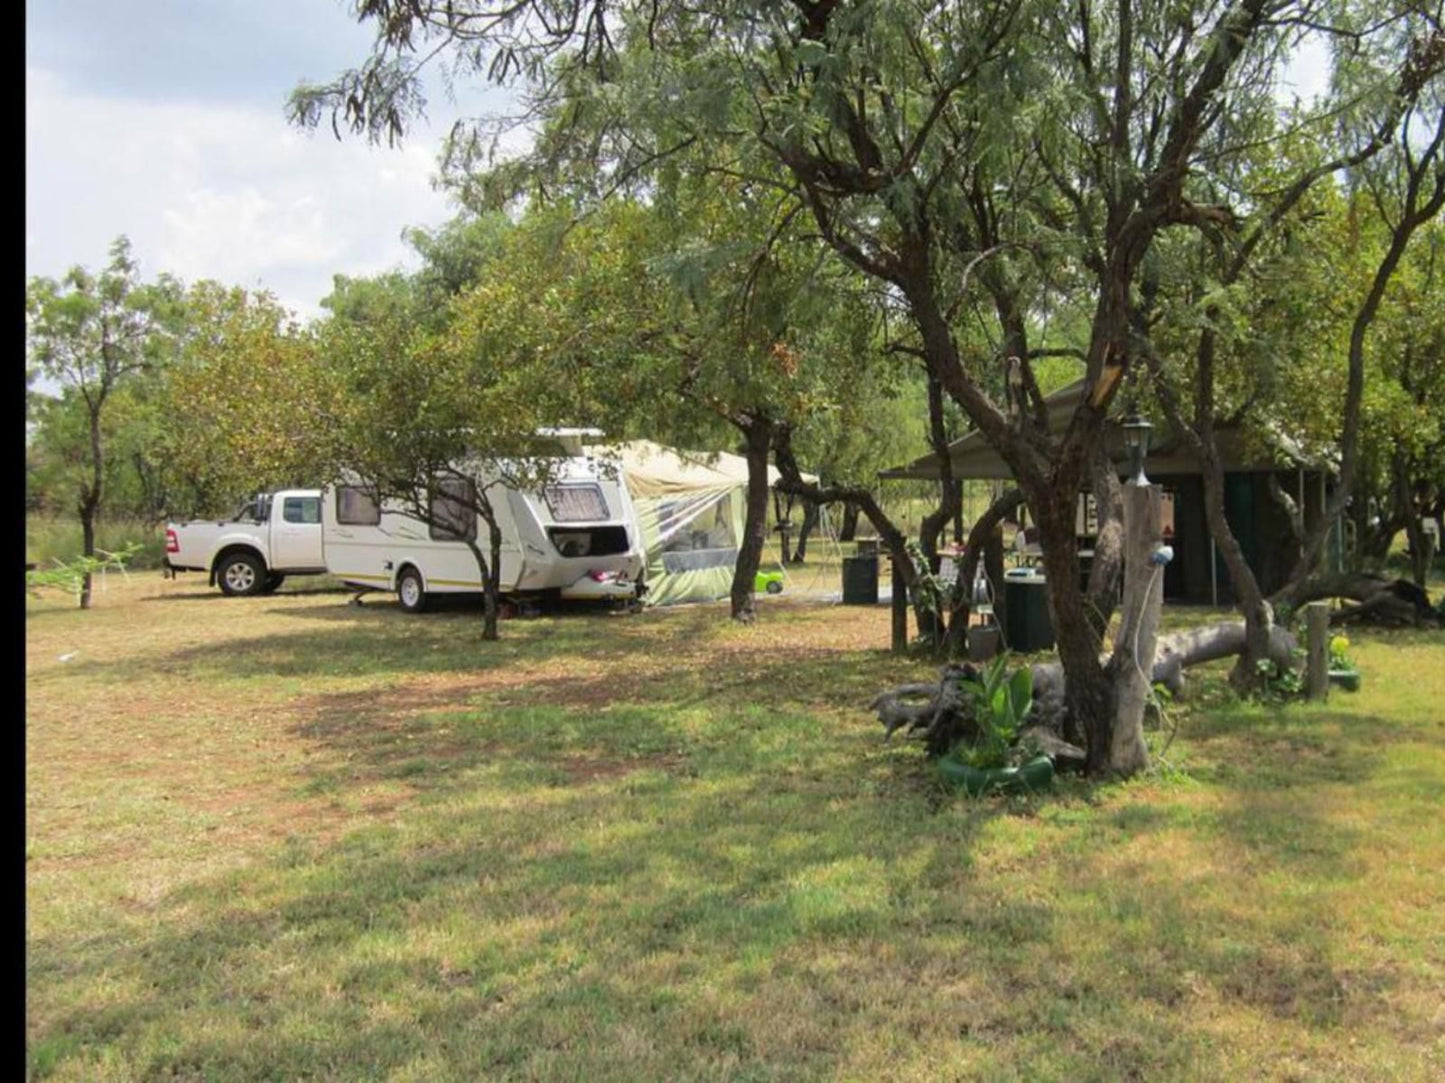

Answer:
[891,557,908,654]
[1210,537,1218,607]
[1305,601,1330,701]
[1110,483,1163,775]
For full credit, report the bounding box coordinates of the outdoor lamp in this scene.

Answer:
[1122,412,1152,486]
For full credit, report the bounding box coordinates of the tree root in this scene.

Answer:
[870,619,1298,760]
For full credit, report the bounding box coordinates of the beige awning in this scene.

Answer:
[593,440,817,499]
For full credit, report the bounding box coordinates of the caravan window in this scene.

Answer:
[429,479,477,542]
[336,486,381,526]
[543,484,609,522]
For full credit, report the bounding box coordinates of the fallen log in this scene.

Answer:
[870,619,1298,757]
[1278,572,1439,627]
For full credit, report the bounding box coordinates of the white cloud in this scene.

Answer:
[25,65,459,319]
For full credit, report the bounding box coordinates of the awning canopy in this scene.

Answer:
[594,440,817,497]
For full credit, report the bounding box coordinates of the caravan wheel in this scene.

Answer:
[397,567,429,613]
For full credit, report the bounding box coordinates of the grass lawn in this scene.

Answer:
[25,576,1445,1081]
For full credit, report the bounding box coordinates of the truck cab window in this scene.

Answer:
[232,498,267,523]
[283,497,321,524]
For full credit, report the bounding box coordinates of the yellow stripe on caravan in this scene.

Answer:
[428,578,483,587]
[336,572,391,582]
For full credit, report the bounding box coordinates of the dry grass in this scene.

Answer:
[26,574,1445,1081]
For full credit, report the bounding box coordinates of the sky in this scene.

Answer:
[25,0,507,320]
[26,2,1332,324]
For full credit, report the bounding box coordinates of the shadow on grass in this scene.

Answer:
[29,692,1403,1082]
[137,584,355,602]
[30,611,1443,1078]
[27,696,1005,1079]
[42,598,909,697]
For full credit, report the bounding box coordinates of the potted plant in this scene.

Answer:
[936,653,1054,795]
[1328,634,1361,692]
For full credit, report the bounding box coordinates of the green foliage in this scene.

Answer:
[952,653,1035,770]
[904,539,944,631]
[1254,657,1304,700]
[26,515,164,571]
[26,237,186,528]
[26,543,143,600]
[159,283,324,517]
[1329,634,1358,674]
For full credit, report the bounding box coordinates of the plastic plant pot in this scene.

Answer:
[936,754,1054,796]
[1328,669,1361,692]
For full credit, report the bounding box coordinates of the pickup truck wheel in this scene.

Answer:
[217,552,266,597]
[258,573,286,595]
[397,567,429,613]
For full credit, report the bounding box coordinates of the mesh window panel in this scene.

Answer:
[544,484,610,522]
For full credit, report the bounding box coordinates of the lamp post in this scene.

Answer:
[1122,412,1153,487]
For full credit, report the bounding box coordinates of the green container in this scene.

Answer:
[1328,668,1361,692]
[1003,573,1054,652]
[841,554,879,605]
[936,754,1054,796]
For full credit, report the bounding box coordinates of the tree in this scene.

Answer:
[1358,219,1445,583]
[1141,30,1445,685]
[317,214,615,639]
[159,282,326,518]
[26,238,182,607]
[293,1,1437,774]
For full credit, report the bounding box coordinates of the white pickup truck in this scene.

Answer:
[164,490,327,596]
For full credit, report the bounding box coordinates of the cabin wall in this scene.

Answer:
[1142,470,1325,605]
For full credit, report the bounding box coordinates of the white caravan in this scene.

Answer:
[320,454,645,612]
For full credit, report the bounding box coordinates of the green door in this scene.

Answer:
[1215,473,1258,604]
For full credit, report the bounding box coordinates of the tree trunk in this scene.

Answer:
[1085,445,1125,635]
[770,429,926,631]
[1196,447,1275,692]
[730,419,772,623]
[79,404,105,610]
[792,498,820,563]
[1105,484,1161,777]
[873,619,1299,753]
[918,374,961,570]
[79,499,97,610]
[1029,483,1114,767]
[941,487,1022,655]
[839,502,861,542]
[1405,513,1434,588]
[1148,334,1275,693]
[983,526,1006,648]
[464,512,504,642]
[1276,570,1438,627]
[1394,456,1434,587]
[483,514,503,641]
